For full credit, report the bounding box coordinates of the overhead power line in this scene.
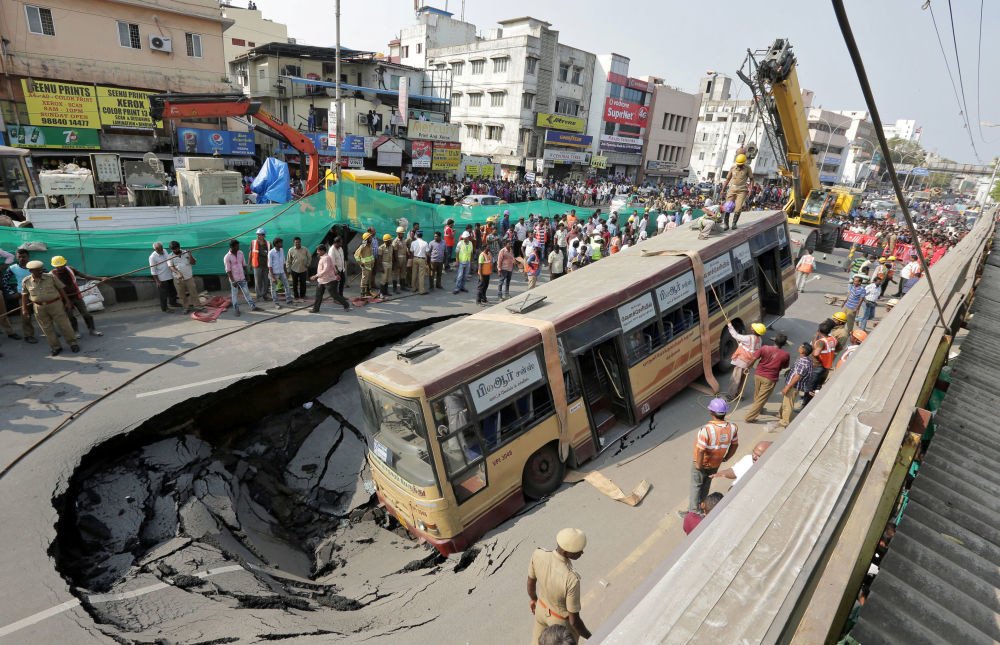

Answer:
[922,0,981,161]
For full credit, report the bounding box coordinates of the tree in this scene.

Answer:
[886,137,927,165]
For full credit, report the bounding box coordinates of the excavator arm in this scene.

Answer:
[149,93,321,195]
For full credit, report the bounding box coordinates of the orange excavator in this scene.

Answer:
[149,93,321,195]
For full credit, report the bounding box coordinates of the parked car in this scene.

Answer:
[459,194,506,207]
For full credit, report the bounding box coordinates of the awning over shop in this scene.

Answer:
[282,75,450,104]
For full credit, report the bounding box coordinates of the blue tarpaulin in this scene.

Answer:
[251,158,291,204]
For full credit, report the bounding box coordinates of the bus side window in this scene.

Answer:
[493,384,554,447]
[626,320,665,364]
[434,389,488,503]
[740,266,756,293]
[779,244,792,268]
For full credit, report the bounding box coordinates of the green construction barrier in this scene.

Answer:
[0,181,606,277]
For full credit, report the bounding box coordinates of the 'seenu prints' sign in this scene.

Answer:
[618,292,657,332]
[469,353,543,413]
[656,271,696,311]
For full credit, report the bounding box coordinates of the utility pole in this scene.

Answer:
[334,0,342,183]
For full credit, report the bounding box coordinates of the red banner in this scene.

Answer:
[603,97,649,127]
[841,230,879,247]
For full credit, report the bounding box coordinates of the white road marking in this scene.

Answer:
[135,371,267,398]
[0,565,246,637]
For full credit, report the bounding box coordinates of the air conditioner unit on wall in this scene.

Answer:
[149,35,172,53]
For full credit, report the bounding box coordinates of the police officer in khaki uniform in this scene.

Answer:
[392,226,409,292]
[527,528,591,644]
[20,260,79,356]
[723,153,752,230]
[378,233,394,297]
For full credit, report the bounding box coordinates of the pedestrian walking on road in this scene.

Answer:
[496,239,515,300]
[795,248,815,293]
[780,343,814,427]
[725,322,765,400]
[331,236,347,300]
[12,249,38,342]
[49,256,103,337]
[167,241,200,314]
[743,334,789,423]
[268,237,294,308]
[21,260,79,356]
[453,232,473,294]
[685,398,738,515]
[224,240,257,316]
[250,228,270,301]
[309,244,349,313]
[858,275,881,331]
[527,528,591,645]
[844,275,866,333]
[428,231,445,289]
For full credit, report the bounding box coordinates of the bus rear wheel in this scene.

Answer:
[717,327,737,370]
[523,444,565,500]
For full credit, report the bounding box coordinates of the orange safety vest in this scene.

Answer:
[817,335,837,369]
[797,254,815,274]
[250,238,268,268]
[694,420,738,470]
[731,335,762,368]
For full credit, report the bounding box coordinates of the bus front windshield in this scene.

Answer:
[359,381,436,488]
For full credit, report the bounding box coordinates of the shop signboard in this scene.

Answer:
[411,140,432,168]
[6,125,100,149]
[432,141,461,171]
[603,97,649,127]
[601,135,643,154]
[535,112,586,133]
[542,149,589,164]
[176,128,256,155]
[96,86,163,128]
[408,121,460,142]
[591,155,608,169]
[22,79,100,129]
[545,130,592,148]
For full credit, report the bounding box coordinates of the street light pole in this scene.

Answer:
[334,0,342,183]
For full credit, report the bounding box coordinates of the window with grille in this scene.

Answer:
[25,6,54,36]
[493,57,508,73]
[490,92,505,107]
[466,124,481,139]
[469,93,482,107]
[526,57,538,74]
[558,64,569,82]
[451,61,464,76]
[185,33,202,58]
[522,93,534,109]
[451,93,462,106]
[117,21,140,49]
[486,125,502,141]
[232,37,246,47]
[571,67,581,84]
[471,59,485,74]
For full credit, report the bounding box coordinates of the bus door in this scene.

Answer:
[755,248,785,315]
[574,337,632,444]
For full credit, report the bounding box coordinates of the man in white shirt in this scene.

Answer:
[268,237,293,308]
[898,253,922,297]
[166,240,199,314]
[149,241,179,313]
[711,441,771,485]
[656,211,669,235]
[330,237,347,299]
[409,230,430,294]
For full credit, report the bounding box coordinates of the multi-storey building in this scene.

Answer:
[428,16,595,178]
[585,54,652,181]
[0,0,234,166]
[806,107,852,184]
[638,77,701,184]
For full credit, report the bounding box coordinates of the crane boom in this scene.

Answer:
[149,93,321,196]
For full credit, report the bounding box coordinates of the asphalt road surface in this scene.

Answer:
[0,246,862,643]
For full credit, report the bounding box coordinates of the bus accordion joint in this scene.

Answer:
[469,312,571,461]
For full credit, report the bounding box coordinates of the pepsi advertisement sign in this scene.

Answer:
[177,128,255,156]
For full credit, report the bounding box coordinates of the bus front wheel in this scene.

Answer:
[523,444,565,500]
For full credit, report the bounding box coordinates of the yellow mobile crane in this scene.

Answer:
[739,38,858,252]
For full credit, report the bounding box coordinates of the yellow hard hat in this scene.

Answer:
[751,322,766,335]
[735,154,747,164]
[362,232,372,240]
[51,255,67,267]
[887,256,897,261]
[832,311,848,323]
[382,233,392,241]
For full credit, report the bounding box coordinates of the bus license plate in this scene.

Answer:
[373,439,390,464]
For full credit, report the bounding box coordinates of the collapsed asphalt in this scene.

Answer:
[48,318,488,641]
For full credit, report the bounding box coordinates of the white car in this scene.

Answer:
[459,195,506,207]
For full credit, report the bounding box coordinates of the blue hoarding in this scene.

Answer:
[177,128,255,156]
[279,133,366,157]
[545,130,593,148]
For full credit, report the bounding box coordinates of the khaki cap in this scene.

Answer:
[556,527,587,553]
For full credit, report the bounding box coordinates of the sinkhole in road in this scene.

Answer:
[49,316,463,634]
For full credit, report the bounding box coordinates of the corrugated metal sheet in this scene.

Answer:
[853,247,1000,645]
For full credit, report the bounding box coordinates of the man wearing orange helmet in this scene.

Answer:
[722,152,752,230]
[836,329,867,369]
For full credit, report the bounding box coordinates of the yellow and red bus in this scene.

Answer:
[355,209,797,554]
